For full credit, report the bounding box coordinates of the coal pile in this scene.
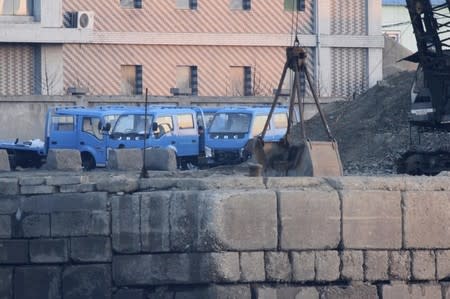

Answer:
[304,71,415,175]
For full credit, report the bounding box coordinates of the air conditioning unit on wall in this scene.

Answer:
[76,11,95,29]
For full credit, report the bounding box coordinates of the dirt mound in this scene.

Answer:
[304,71,415,175]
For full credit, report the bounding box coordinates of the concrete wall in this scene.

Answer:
[0,173,450,298]
[0,95,341,140]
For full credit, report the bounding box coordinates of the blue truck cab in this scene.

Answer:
[45,105,205,169]
[205,106,290,165]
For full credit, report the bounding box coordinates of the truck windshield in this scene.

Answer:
[209,112,251,133]
[112,114,153,135]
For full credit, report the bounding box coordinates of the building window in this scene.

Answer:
[120,65,143,95]
[120,0,142,9]
[172,65,198,95]
[229,66,252,96]
[176,0,197,10]
[0,0,33,16]
[230,0,251,10]
[284,0,305,11]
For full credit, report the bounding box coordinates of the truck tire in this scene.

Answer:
[81,152,96,170]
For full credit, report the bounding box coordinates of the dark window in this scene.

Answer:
[244,66,252,96]
[120,65,143,95]
[230,0,251,10]
[284,0,305,11]
[176,0,197,10]
[120,0,142,9]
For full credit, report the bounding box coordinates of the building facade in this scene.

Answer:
[0,0,383,98]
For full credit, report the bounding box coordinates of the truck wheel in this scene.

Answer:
[81,152,96,170]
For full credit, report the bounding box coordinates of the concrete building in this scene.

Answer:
[382,0,446,52]
[0,0,383,98]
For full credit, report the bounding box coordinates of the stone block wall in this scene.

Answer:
[0,173,450,298]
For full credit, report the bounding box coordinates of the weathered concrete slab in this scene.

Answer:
[113,252,239,286]
[63,265,111,299]
[0,240,28,264]
[266,177,334,191]
[108,148,143,171]
[145,148,177,171]
[404,191,450,248]
[316,251,340,281]
[0,178,18,195]
[341,250,364,281]
[70,236,112,263]
[437,250,450,280]
[95,175,139,193]
[30,239,68,263]
[389,251,411,281]
[382,283,442,299]
[0,268,12,299]
[45,149,82,171]
[51,211,110,237]
[0,215,11,238]
[0,150,10,171]
[412,251,436,280]
[265,252,291,282]
[0,196,19,213]
[322,283,378,299]
[342,190,402,249]
[365,251,389,281]
[45,175,85,186]
[21,214,50,238]
[113,289,146,299]
[14,266,61,299]
[291,251,315,282]
[240,252,265,282]
[175,285,251,299]
[20,192,108,213]
[279,190,340,250]
[20,185,56,195]
[112,195,140,253]
[140,192,171,252]
[254,286,320,299]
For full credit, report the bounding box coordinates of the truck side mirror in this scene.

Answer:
[102,123,111,132]
[152,122,158,132]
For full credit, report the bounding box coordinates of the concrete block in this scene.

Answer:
[254,286,277,299]
[327,176,406,191]
[22,214,50,237]
[96,175,139,193]
[19,176,45,186]
[0,215,11,238]
[195,176,265,190]
[170,190,277,252]
[365,251,389,281]
[0,178,18,195]
[412,250,436,280]
[113,252,239,286]
[291,251,315,281]
[145,148,177,171]
[59,183,95,193]
[45,175,84,186]
[113,289,146,299]
[240,252,265,282]
[389,251,411,280]
[437,250,450,280]
[278,287,320,299]
[0,150,10,171]
[45,149,82,171]
[315,250,340,281]
[51,211,110,237]
[63,264,111,299]
[70,236,111,262]
[140,192,171,252]
[20,192,108,213]
[265,176,334,191]
[14,266,61,299]
[0,268,12,299]
[383,283,442,299]
[112,195,140,253]
[108,148,143,170]
[405,192,450,248]
[0,197,19,213]
[341,250,364,281]
[279,190,340,250]
[174,285,251,299]
[30,239,68,263]
[322,284,378,299]
[0,240,28,264]
[265,252,291,282]
[20,185,56,195]
[342,190,402,249]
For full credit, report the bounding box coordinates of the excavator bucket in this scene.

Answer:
[247,138,343,177]
[287,140,343,177]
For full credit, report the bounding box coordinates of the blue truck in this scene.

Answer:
[205,106,291,165]
[0,105,206,170]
